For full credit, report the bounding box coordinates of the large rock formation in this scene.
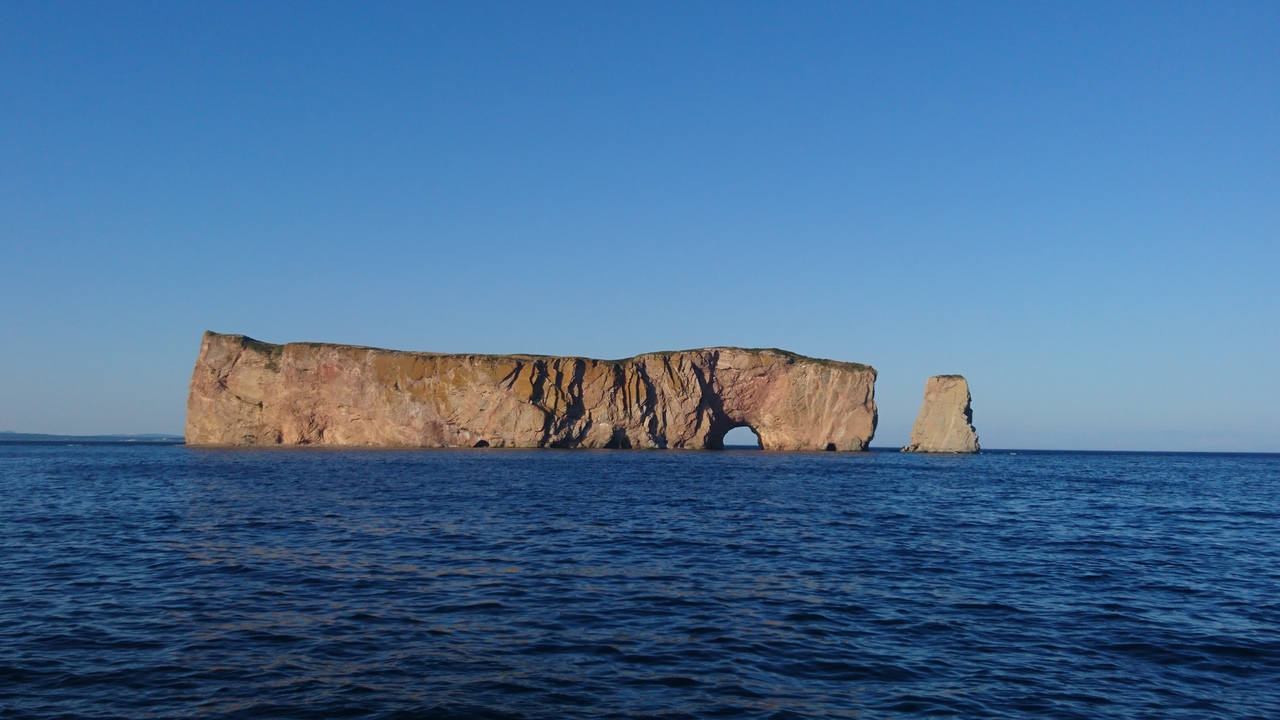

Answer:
[902,375,979,453]
[185,332,878,451]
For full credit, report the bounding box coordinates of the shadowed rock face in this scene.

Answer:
[185,332,878,451]
[902,375,979,453]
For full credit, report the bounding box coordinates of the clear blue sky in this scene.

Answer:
[2,2,1277,450]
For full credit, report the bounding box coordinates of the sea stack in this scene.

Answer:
[902,375,980,453]
[185,332,878,451]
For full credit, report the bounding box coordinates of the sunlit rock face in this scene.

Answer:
[185,332,878,451]
[902,375,980,453]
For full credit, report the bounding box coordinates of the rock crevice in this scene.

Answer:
[186,332,878,451]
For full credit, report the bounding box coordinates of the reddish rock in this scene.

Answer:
[185,332,879,451]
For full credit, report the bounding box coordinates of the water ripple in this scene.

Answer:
[1,446,1278,718]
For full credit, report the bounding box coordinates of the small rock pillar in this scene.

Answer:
[902,375,980,453]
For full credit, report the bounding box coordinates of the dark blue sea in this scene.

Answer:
[2,445,1278,719]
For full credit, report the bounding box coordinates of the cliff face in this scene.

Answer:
[902,375,979,453]
[185,332,878,451]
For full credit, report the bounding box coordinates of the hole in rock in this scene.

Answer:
[473,440,490,448]
[723,426,762,449]
[825,443,837,452]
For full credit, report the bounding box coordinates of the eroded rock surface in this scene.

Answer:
[186,332,878,451]
[902,375,979,453]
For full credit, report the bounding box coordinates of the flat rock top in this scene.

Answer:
[217,333,873,371]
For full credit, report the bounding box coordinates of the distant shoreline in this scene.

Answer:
[0,432,183,444]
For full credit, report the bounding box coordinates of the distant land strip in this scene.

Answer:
[0,431,184,444]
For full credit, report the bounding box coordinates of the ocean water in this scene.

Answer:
[1,445,1278,719]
